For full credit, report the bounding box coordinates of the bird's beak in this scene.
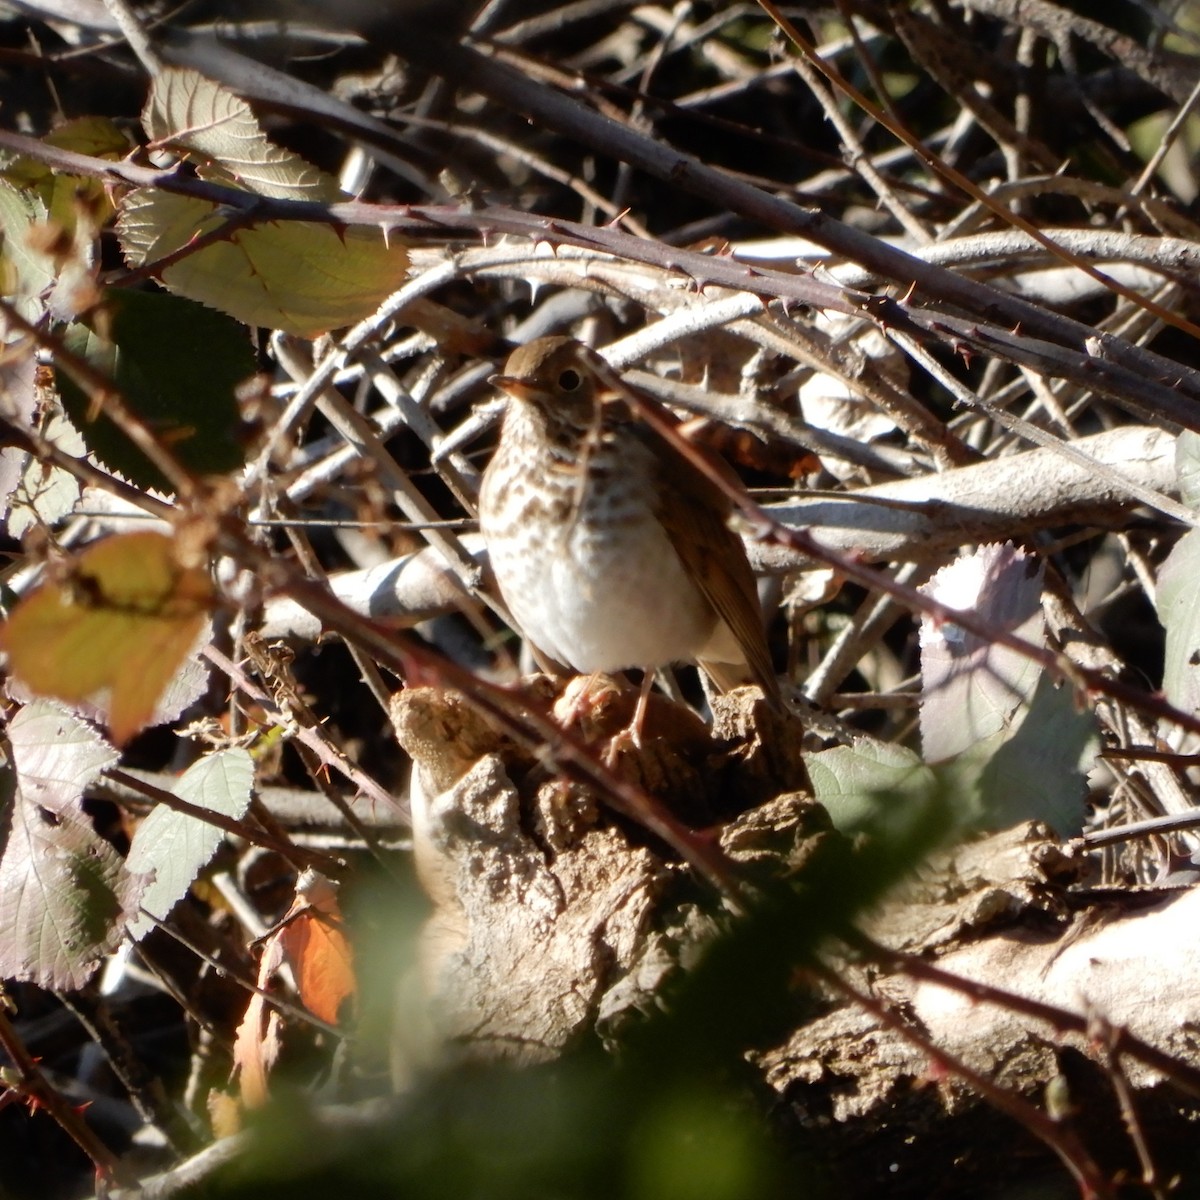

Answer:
[489,373,538,400]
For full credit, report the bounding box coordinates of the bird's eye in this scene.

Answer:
[557,368,582,392]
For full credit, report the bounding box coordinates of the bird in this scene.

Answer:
[477,335,780,713]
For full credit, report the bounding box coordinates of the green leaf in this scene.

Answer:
[1175,430,1200,512]
[0,795,129,988]
[806,738,937,833]
[116,188,409,337]
[0,180,55,319]
[934,675,1095,836]
[1158,526,1200,713]
[911,543,1095,833]
[0,118,126,323]
[126,748,255,939]
[0,353,79,539]
[3,409,85,539]
[919,543,1044,762]
[0,705,135,989]
[6,700,119,813]
[56,286,254,491]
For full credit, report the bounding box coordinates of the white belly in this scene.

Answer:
[481,446,720,674]
[502,509,717,673]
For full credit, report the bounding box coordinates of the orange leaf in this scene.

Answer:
[0,531,213,744]
[231,934,284,1109]
[278,870,356,1026]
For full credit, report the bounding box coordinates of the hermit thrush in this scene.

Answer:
[478,336,780,709]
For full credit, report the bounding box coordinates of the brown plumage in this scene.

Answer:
[478,336,780,709]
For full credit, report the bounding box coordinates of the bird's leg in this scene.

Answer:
[550,671,655,765]
[630,669,656,750]
[599,670,656,766]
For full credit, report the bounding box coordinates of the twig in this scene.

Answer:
[101,0,161,73]
[104,767,341,871]
[2,131,1199,427]
[758,1,1200,346]
[0,1003,127,1186]
[54,985,201,1155]
[1075,807,1200,849]
[202,644,406,823]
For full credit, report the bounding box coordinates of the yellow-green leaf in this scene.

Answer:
[116,68,410,336]
[0,531,214,744]
[1,115,129,229]
[0,181,55,317]
[117,188,409,336]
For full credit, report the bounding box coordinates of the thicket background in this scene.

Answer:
[1,1,1200,1197]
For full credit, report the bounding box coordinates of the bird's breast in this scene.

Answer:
[480,434,719,674]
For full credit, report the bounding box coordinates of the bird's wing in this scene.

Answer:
[644,425,781,707]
